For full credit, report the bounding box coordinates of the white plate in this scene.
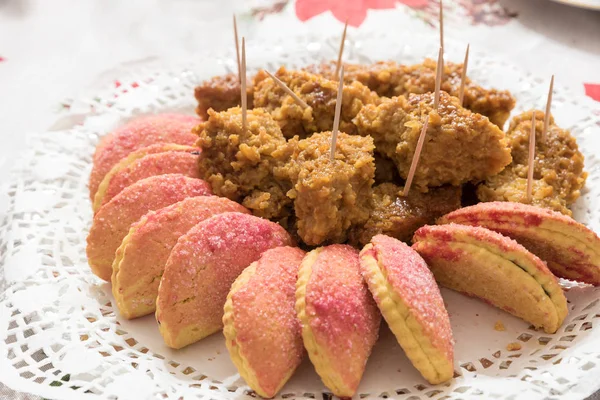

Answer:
[1,30,600,400]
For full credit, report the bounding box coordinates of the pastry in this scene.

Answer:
[412,224,568,333]
[156,212,293,349]
[223,246,305,398]
[359,234,454,384]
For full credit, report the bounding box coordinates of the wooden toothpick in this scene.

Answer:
[458,44,470,106]
[334,20,349,80]
[527,111,536,203]
[439,0,444,53]
[233,15,241,83]
[403,116,429,197]
[434,47,443,110]
[542,75,554,143]
[330,66,344,161]
[241,37,247,132]
[265,70,309,109]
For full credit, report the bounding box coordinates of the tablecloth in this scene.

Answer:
[0,0,599,399]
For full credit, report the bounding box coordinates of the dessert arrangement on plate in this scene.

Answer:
[77,15,600,399]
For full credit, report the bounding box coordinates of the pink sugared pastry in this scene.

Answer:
[86,174,211,281]
[438,201,600,285]
[295,244,381,398]
[89,113,198,200]
[223,246,306,398]
[360,234,454,384]
[112,196,249,319]
[93,143,199,212]
[156,212,293,349]
[412,224,568,334]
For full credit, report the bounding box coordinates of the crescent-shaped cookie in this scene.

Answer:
[112,196,249,319]
[86,174,211,281]
[438,201,600,285]
[412,224,568,333]
[295,244,381,398]
[156,212,293,349]
[93,143,199,212]
[359,234,454,384]
[89,113,198,199]
[223,246,305,398]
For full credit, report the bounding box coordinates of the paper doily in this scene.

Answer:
[1,31,600,400]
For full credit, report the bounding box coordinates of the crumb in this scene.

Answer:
[494,321,505,331]
[476,313,479,317]
[397,369,401,373]
[506,342,522,351]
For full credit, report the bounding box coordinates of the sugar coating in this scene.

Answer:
[86,174,212,281]
[298,244,380,395]
[368,234,454,364]
[226,246,306,397]
[112,196,248,319]
[89,113,198,199]
[101,151,201,208]
[156,212,293,349]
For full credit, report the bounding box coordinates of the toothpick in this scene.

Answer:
[434,47,443,110]
[458,44,470,106]
[330,66,344,161]
[527,111,536,203]
[241,37,247,132]
[542,75,554,143]
[264,70,309,109]
[403,117,429,197]
[334,20,348,80]
[233,15,241,83]
[439,0,444,53]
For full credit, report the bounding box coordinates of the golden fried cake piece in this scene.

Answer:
[478,110,587,216]
[310,59,515,128]
[89,114,198,200]
[194,73,254,120]
[413,224,568,333]
[156,212,292,349]
[223,247,305,398]
[360,235,454,384]
[112,196,249,319]
[296,245,381,398]
[355,92,512,192]
[253,67,379,138]
[349,183,462,246]
[93,148,201,212]
[86,174,212,281]
[439,202,600,286]
[195,107,292,220]
[285,131,375,245]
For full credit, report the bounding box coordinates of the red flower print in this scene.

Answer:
[296,0,398,27]
[0,56,5,62]
[584,83,600,102]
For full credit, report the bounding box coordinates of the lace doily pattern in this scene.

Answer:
[1,31,600,400]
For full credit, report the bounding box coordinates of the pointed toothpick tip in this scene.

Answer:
[241,37,247,132]
[458,44,470,106]
[542,74,554,143]
[434,47,443,110]
[403,116,429,197]
[330,66,344,161]
[527,111,536,203]
[334,20,349,80]
[233,14,241,83]
[265,70,309,109]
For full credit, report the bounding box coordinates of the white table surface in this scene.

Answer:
[0,0,599,399]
